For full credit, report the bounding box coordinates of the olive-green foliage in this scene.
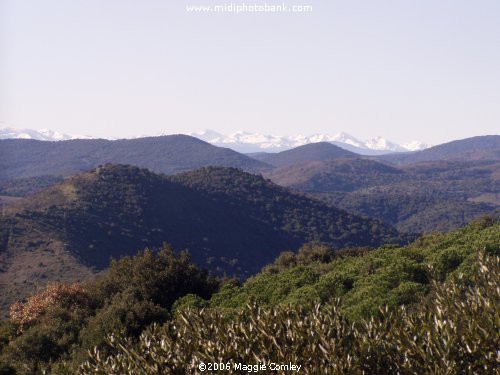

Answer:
[171,294,208,316]
[0,322,16,374]
[1,220,498,373]
[79,253,499,374]
[0,244,219,374]
[211,266,320,309]
[210,219,500,320]
[0,304,92,374]
[79,245,219,353]
[0,322,15,352]
[0,164,406,314]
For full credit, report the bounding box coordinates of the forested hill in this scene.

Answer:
[265,157,499,233]
[266,158,405,192]
[250,142,357,167]
[0,135,271,179]
[376,135,500,165]
[0,164,407,313]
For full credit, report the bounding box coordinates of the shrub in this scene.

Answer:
[1,244,220,373]
[79,244,219,352]
[9,283,89,333]
[171,294,209,316]
[80,253,499,374]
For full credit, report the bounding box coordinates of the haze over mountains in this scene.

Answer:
[266,157,499,233]
[258,135,500,233]
[191,129,431,153]
[251,142,357,167]
[0,125,429,154]
[0,124,91,142]
[0,131,498,312]
[376,135,500,165]
[1,135,498,227]
[0,135,271,179]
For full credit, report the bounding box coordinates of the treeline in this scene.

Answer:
[0,176,64,197]
[268,158,500,234]
[0,217,498,373]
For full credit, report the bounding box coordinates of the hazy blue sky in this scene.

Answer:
[1,0,499,144]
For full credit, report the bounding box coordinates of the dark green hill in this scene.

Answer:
[0,175,65,197]
[322,160,499,233]
[0,135,271,179]
[266,158,405,192]
[0,164,406,313]
[376,135,500,165]
[250,142,357,167]
[265,157,499,233]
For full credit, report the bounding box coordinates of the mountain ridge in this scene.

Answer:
[0,135,271,179]
[0,164,408,312]
[265,156,499,233]
[376,135,500,165]
[0,125,430,154]
[192,129,430,153]
[250,142,358,167]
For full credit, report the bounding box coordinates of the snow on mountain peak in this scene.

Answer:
[189,129,430,154]
[330,132,366,148]
[1,125,431,154]
[191,129,224,142]
[0,124,90,141]
[365,136,407,152]
[402,140,432,151]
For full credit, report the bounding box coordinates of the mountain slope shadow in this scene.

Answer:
[0,165,410,311]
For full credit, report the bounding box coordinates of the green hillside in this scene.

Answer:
[0,218,497,374]
[0,164,405,314]
[266,158,499,233]
[208,217,499,320]
[251,142,357,167]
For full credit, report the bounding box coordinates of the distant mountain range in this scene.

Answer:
[376,135,500,165]
[0,125,430,154]
[190,129,431,154]
[250,142,357,167]
[0,135,271,179]
[1,134,497,235]
[0,131,498,314]
[0,124,91,141]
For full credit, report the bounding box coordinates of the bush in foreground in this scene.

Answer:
[80,253,499,374]
[0,245,219,373]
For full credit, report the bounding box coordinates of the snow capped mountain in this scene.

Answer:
[194,131,297,153]
[191,130,377,153]
[323,132,367,149]
[0,125,90,141]
[190,130,431,154]
[364,136,407,152]
[402,140,431,152]
[191,129,224,141]
[0,124,431,154]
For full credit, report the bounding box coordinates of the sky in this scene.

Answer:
[1,0,499,144]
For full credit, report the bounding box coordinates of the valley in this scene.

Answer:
[0,134,498,315]
[0,164,406,313]
[2,2,499,372]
